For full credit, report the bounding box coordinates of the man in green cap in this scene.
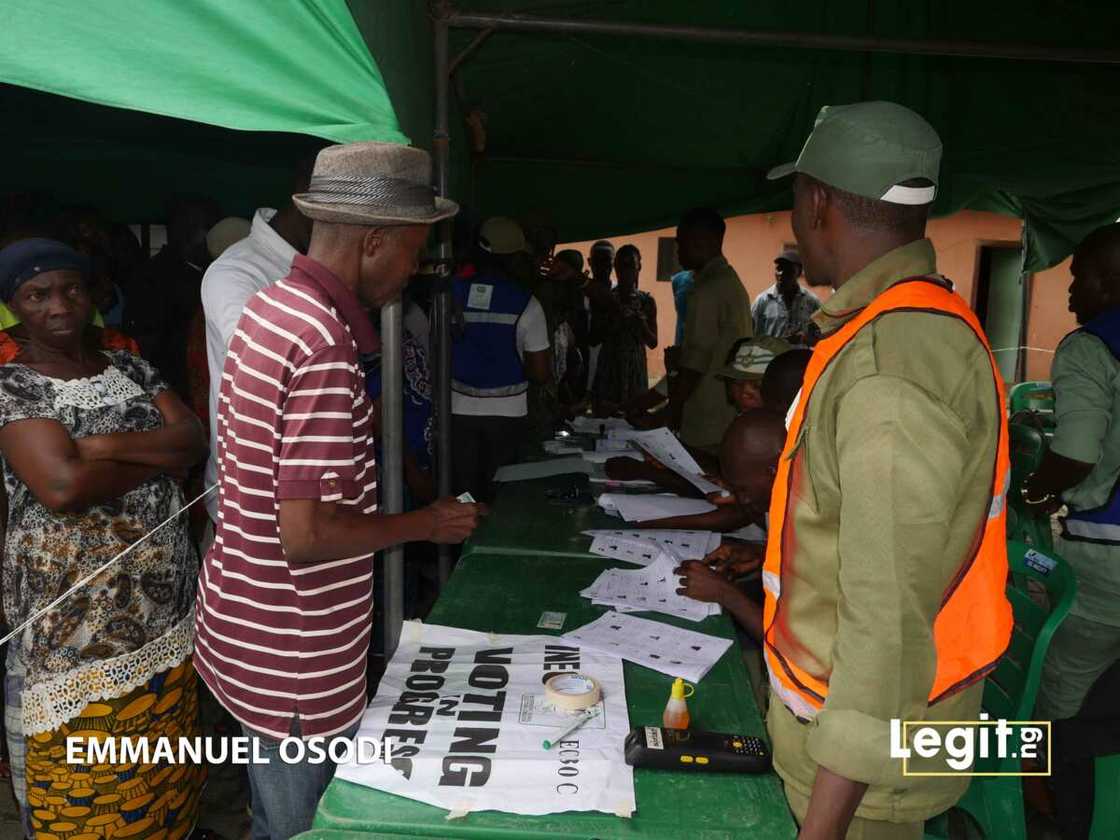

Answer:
[761,101,1011,839]
[715,335,792,414]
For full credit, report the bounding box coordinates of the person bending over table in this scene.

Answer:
[604,343,807,530]
[625,409,785,539]
[672,410,786,640]
[195,142,484,840]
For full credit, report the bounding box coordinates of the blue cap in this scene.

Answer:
[0,238,89,302]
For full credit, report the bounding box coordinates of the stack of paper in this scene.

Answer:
[571,416,633,435]
[542,439,585,456]
[580,552,720,622]
[598,493,717,522]
[493,456,592,482]
[584,529,721,561]
[627,427,727,497]
[562,612,733,683]
[582,449,643,464]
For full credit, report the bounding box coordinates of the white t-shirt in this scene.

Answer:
[200,208,298,521]
[452,294,550,418]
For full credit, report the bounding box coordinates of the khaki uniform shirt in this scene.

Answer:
[679,255,752,450]
[1050,330,1120,626]
[766,239,1002,822]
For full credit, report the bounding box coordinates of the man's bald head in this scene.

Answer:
[1070,223,1120,325]
[719,409,787,512]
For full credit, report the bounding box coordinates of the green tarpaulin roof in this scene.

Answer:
[0,0,404,222]
[447,1,1120,270]
[2,0,1119,271]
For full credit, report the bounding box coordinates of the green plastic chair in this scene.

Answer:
[1007,421,1054,552]
[925,541,1076,840]
[1008,381,1056,426]
[1092,754,1120,839]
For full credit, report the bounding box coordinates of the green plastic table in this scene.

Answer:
[301,551,797,839]
[461,473,629,559]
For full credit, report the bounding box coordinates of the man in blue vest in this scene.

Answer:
[1025,222,1120,839]
[451,217,551,501]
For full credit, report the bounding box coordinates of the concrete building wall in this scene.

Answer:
[565,210,1076,382]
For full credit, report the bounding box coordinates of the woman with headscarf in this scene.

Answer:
[0,239,207,839]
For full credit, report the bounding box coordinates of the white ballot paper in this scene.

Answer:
[621,427,727,497]
[598,493,717,522]
[580,551,720,622]
[336,621,635,818]
[563,612,733,683]
[583,529,721,561]
[585,534,662,566]
[725,522,767,542]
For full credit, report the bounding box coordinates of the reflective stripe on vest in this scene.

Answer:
[450,270,530,397]
[762,278,1014,720]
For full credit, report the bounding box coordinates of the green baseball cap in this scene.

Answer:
[716,336,793,382]
[767,101,942,205]
[478,216,529,255]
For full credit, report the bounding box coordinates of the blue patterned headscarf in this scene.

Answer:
[0,238,89,302]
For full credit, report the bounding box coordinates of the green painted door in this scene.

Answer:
[978,246,1026,383]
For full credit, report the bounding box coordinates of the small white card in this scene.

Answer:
[537,611,567,630]
[467,282,494,310]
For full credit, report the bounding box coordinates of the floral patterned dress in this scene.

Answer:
[0,350,202,839]
[591,289,653,406]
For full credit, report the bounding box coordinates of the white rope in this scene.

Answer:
[990,346,1056,355]
[0,484,217,648]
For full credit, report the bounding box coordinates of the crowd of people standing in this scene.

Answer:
[0,96,1114,840]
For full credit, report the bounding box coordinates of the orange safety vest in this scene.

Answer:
[762,278,1013,721]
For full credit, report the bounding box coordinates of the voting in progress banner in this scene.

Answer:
[336,621,636,818]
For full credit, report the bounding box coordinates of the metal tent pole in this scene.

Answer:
[381,300,405,655]
[433,11,454,586]
[445,10,1120,65]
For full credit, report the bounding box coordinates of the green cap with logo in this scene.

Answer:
[767,101,942,206]
[716,336,793,382]
[478,216,529,255]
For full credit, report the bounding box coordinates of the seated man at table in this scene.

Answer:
[671,410,787,641]
[604,345,808,531]
[625,409,785,540]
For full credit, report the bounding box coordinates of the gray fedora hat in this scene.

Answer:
[292,141,459,226]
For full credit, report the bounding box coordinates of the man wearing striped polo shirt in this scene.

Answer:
[194,142,482,839]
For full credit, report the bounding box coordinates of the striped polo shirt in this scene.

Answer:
[194,254,378,739]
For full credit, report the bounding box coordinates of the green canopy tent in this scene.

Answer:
[5,0,1120,651]
[441,0,1120,272]
[0,0,419,651]
[0,0,409,221]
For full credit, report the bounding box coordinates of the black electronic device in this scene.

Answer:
[624,726,771,773]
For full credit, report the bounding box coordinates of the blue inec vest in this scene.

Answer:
[451,269,531,400]
[1063,307,1120,544]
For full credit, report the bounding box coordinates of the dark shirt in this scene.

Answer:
[123,246,205,401]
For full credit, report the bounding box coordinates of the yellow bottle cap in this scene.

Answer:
[669,678,695,700]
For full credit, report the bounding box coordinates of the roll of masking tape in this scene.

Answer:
[544,673,601,711]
